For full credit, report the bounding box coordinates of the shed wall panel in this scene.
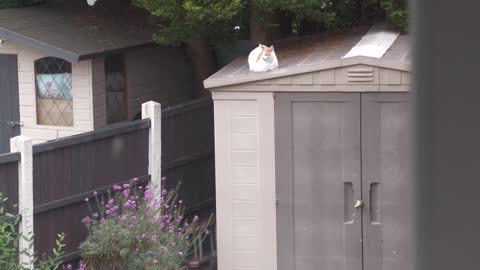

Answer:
[213,92,277,270]
[379,68,402,85]
[0,41,95,143]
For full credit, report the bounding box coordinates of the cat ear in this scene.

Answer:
[270,45,274,49]
[261,44,267,48]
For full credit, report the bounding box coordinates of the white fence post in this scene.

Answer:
[10,136,34,269]
[142,101,162,191]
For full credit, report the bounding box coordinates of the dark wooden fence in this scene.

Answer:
[0,97,216,266]
[32,119,151,261]
[162,97,215,216]
[0,152,19,213]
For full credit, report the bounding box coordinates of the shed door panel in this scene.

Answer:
[276,93,362,270]
[361,93,415,270]
[0,54,20,153]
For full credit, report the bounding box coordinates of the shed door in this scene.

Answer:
[275,92,414,270]
[0,54,20,153]
[361,93,415,270]
[276,93,363,270]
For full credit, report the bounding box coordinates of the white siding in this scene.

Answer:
[212,92,277,270]
[0,40,94,143]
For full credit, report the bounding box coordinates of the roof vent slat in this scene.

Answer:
[347,68,375,82]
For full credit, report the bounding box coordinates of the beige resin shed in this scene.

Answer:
[204,25,414,270]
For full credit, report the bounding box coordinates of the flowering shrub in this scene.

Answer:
[0,193,66,270]
[79,178,211,270]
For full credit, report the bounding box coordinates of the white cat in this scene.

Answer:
[248,44,278,72]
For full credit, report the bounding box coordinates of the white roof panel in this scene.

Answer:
[342,24,399,59]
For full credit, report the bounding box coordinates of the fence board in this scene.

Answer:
[161,97,215,212]
[32,120,150,259]
[0,152,19,213]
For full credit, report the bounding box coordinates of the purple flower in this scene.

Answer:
[123,183,130,189]
[179,200,183,204]
[131,215,137,222]
[82,216,92,223]
[93,191,98,196]
[133,177,139,183]
[178,251,184,256]
[84,198,89,202]
[105,210,111,215]
[92,212,99,218]
[193,215,199,222]
[113,185,122,191]
[123,189,130,197]
[162,189,168,196]
[78,261,87,270]
[143,190,154,200]
[100,218,106,223]
[161,176,167,181]
[205,230,210,235]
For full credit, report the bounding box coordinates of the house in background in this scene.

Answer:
[0,0,195,152]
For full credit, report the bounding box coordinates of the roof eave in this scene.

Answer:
[0,27,81,63]
[77,42,158,62]
[204,56,411,90]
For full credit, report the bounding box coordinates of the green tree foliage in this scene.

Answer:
[382,0,408,32]
[133,0,244,45]
[252,0,335,24]
[135,0,408,46]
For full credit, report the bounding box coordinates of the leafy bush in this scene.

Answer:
[0,193,66,270]
[80,178,211,270]
[382,0,408,32]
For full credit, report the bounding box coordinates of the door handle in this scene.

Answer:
[5,120,23,128]
[354,199,364,208]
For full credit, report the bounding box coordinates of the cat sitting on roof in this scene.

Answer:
[248,44,278,72]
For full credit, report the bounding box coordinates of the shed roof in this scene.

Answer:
[204,25,411,89]
[0,2,157,63]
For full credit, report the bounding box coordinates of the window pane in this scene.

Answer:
[105,54,127,124]
[35,57,73,126]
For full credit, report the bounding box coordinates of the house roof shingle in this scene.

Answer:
[0,2,158,63]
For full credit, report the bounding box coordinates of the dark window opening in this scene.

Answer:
[105,54,127,125]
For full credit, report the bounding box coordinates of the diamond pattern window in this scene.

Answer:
[105,54,127,124]
[35,57,73,126]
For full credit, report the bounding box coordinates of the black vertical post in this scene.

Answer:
[415,1,480,269]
